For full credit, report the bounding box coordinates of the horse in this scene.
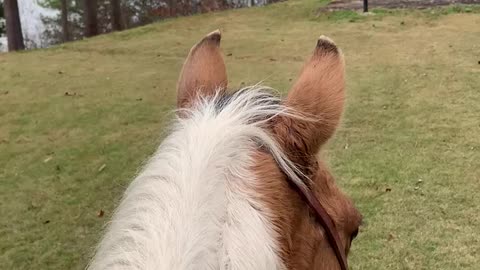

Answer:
[87,30,362,270]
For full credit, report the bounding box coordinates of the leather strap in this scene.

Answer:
[288,179,349,270]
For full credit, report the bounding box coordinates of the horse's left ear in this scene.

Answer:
[177,30,228,109]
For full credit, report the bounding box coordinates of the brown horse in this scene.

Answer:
[88,30,362,270]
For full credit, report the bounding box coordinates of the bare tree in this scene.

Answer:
[0,2,5,36]
[84,0,98,37]
[60,0,71,41]
[4,0,24,51]
[168,0,177,16]
[111,0,123,31]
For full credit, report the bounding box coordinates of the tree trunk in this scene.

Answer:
[169,0,177,16]
[0,2,5,36]
[111,0,123,31]
[60,0,71,42]
[84,0,98,37]
[4,0,24,51]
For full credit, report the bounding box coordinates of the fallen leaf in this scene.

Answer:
[387,233,395,241]
[16,136,32,143]
[64,91,76,96]
[28,201,40,210]
[97,209,105,218]
[98,164,107,172]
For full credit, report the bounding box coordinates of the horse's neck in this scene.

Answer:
[88,111,285,270]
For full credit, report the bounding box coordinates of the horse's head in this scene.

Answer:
[176,30,362,269]
[89,30,362,270]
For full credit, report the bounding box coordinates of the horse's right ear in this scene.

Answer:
[276,36,345,156]
[177,30,228,109]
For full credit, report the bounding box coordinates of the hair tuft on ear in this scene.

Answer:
[315,36,339,55]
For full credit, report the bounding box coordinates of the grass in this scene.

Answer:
[318,4,480,22]
[1,0,479,269]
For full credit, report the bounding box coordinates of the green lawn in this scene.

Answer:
[1,1,479,269]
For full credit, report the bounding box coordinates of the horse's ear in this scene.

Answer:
[177,30,228,109]
[276,36,345,155]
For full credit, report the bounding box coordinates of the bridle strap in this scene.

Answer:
[289,180,349,270]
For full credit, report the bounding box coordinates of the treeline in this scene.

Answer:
[0,2,4,35]
[1,0,277,52]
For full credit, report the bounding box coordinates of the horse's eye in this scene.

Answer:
[351,228,359,240]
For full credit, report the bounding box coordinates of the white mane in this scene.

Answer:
[87,86,306,270]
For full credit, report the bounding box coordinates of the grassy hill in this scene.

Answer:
[1,1,479,269]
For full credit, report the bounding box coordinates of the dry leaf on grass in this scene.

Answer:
[98,164,107,172]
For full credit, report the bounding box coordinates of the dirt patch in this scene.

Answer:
[320,0,480,11]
